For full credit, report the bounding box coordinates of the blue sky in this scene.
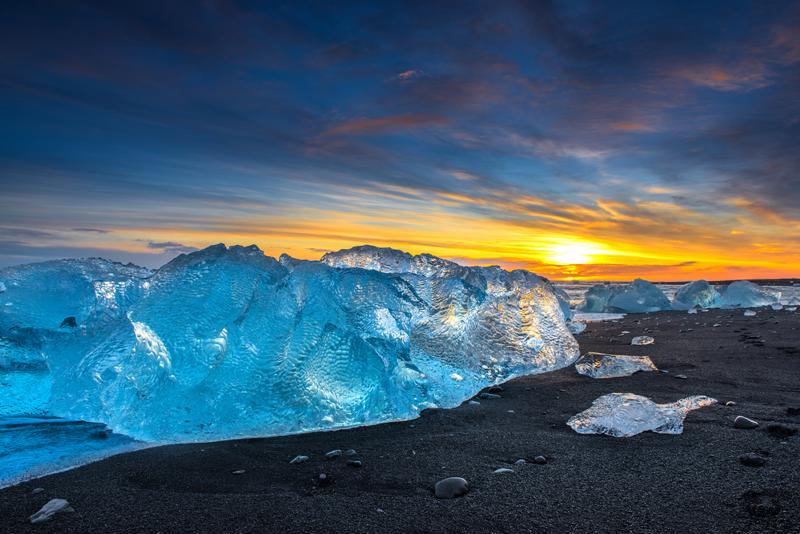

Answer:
[1,1,799,279]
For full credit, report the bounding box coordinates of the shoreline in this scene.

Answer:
[1,308,798,533]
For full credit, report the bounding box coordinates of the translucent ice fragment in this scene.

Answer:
[567,393,717,437]
[631,336,655,345]
[568,321,587,334]
[574,352,657,378]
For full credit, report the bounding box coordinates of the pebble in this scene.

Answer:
[734,416,759,429]
[346,459,363,468]
[674,374,688,380]
[479,392,502,400]
[289,455,310,464]
[468,400,481,406]
[345,449,358,456]
[533,455,547,464]
[493,468,514,474]
[434,477,469,499]
[325,449,342,459]
[514,459,526,465]
[739,453,766,467]
[232,469,246,475]
[317,473,333,486]
[29,499,74,524]
[31,488,44,494]
[725,401,736,407]
[486,385,504,393]
[787,407,800,416]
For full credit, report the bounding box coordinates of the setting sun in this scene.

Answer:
[545,241,603,265]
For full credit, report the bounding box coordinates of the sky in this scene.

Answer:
[1,0,799,280]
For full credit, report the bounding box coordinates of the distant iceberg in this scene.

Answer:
[577,279,671,313]
[1,244,579,442]
[672,280,721,309]
[719,281,780,308]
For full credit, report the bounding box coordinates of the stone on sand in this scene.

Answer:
[434,477,469,499]
[734,416,759,429]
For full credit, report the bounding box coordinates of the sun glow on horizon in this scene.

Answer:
[543,240,607,266]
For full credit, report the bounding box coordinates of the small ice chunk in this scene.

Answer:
[567,393,717,437]
[30,499,74,524]
[450,372,464,381]
[493,468,514,474]
[787,306,797,312]
[744,310,757,317]
[771,303,783,311]
[631,335,655,345]
[289,455,310,464]
[574,352,657,378]
[687,308,698,314]
[568,321,587,334]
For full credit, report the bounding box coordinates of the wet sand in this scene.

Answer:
[1,308,798,533]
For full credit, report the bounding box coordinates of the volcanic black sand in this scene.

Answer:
[2,309,799,534]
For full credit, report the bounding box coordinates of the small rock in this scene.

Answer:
[514,459,526,466]
[232,469,246,475]
[766,423,798,438]
[30,499,74,524]
[533,455,547,464]
[345,449,358,456]
[31,488,44,494]
[434,477,469,499]
[317,473,333,486]
[674,374,688,380]
[468,400,480,406]
[739,453,766,467]
[493,468,514,474]
[289,455,310,464]
[479,392,501,400]
[325,449,342,459]
[346,459,362,468]
[734,416,759,429]
[725,401,736,407]
[486,385,504,394]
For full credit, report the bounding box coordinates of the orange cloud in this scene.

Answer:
[322,114,447,136]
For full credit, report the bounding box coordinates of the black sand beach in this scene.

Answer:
[2,308,798,534]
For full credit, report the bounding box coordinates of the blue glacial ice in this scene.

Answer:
[672,280,721,309]
[577,279,671,313]
[719,281,781,308]
[0,244,579,442]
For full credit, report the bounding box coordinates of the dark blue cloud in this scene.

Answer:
[0,0,798,268]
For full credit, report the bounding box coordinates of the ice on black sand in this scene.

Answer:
[30,499,74,524]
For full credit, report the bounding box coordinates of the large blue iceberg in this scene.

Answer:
[0,244,578,442]
[672,280,721,309]
[577,278,671,313]
[719,281,780,308]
